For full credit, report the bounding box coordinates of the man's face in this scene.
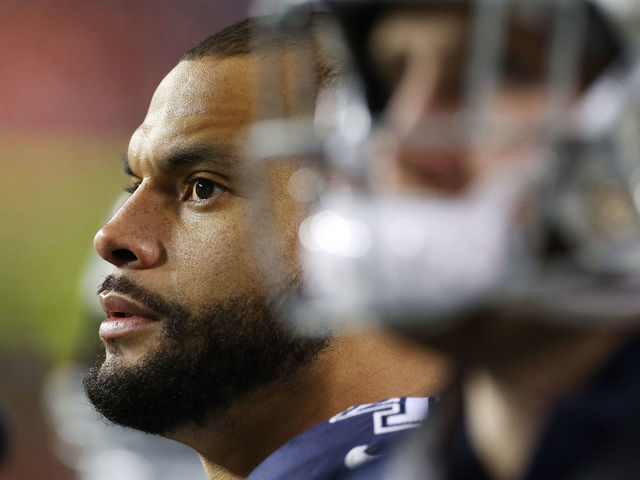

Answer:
[367,6,556,192]
[298,5,599,350]
[84,54,327,435]
[355,5,603,349]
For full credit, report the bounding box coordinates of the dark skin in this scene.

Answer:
[93,53,447,479]
[367,5,600,195]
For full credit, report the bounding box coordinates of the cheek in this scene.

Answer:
[492,87,546,131]
[266,164,312,265]
[274,201,306,259]
[168,206,262,305]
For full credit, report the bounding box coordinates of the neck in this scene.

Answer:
[462,327,627,480]
[174,329,447,479]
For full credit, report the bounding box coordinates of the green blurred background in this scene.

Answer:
[0,2,252,478]
[0,134,123,361]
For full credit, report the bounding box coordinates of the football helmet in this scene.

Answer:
[245,0,640,333]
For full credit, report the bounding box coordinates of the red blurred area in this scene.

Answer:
[0,0,251,134]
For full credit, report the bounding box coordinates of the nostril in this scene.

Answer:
[112,249,138,264]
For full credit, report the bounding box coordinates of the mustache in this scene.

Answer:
[98,275,190,321]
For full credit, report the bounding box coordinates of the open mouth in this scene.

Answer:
[98,292,160,340]
[99,291,159,322]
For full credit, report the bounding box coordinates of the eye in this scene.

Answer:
[185,177,227,203]
[124,180,141,194]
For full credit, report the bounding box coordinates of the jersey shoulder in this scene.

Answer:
[247,397,434,480]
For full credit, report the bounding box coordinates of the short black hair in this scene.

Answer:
[181,15,343,88]
[182,18,256,59]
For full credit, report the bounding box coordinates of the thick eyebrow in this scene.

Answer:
[123,143,238,177]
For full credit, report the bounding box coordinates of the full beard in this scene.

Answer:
[83,275,330,436]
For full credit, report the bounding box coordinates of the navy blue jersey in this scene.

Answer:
[353,333,640,480]
[247,397,433,480]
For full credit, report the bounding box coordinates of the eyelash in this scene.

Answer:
[124,181,141,194]
[182,176,228,204]
[123,176,228,203]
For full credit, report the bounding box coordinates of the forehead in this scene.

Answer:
[148,56,254,118]
[373,7,468,46]
[128,55,256,171]
[370,5,550,61]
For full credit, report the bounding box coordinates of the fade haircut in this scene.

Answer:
[181,14,343,89]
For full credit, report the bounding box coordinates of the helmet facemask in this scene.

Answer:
[246,0,640,335]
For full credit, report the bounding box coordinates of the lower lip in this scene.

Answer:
[99,316,158,340]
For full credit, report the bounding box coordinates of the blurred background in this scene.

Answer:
[0,1,252,478]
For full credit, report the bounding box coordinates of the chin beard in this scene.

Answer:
[83,275,330,436]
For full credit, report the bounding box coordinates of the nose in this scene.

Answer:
[94,193,166,269]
